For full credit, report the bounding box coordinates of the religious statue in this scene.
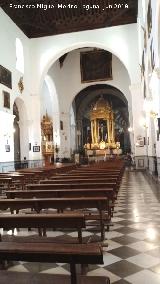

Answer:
[88,96,118,149]
[41,112,54,166]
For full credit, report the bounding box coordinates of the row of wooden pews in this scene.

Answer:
[0,160,124,283]
[0,163,77,190]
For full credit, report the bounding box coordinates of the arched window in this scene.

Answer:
[16,38,24,73]
[142,0,146,23]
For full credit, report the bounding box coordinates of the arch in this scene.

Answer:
[13,97,29,160]
[39,42,132,94]
[44,75,61,146]
[70,84,131,152]
[72,84,129,125]
[44,75,59,115]
[155,0,160,66]
[41,48,132,115]
[15,38,24,74]
[37,22,140,94]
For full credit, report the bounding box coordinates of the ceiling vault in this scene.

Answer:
[1,0,138,38]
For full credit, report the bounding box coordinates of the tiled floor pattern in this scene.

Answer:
[1,170,160,283]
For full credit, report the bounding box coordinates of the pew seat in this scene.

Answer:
[0,213,86,243]
[0,242,104,284]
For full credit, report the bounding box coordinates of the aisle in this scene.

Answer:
[88,170,160,283]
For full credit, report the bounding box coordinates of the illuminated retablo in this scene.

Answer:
[84,96,120,150]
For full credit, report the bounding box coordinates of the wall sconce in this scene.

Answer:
[150,111,158,119]
[143,97,158,119]
[128,127,133,132]
[143,123,148,129]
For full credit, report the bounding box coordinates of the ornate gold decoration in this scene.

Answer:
[85,96,118,150]
[41,112,54,165]
[18,76,24,93]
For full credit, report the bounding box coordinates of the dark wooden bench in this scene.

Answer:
[47,177,118,183]
[0,213,86,243]
[6,188,114,200]
[37,182,117,192]
[6,188,114,222]
[56,171,121,178]
[0,178,12,190]
[0,242,104,284]
[0,197,108,241]
[0,174,26,190]
[0,271,110,284]
[46,177,120,191]
[10,172,37,185]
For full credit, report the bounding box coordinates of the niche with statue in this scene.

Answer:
[41,112,54,166]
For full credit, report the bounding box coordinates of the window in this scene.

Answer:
[16,38,24,73]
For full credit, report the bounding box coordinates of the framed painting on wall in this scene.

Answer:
[60,120,63,130]
[138,159,144,168]
[5,145,10,152]
[0,65,12,89]
[33,146,40,152]
[3,90,10,109]
[80,49,112,83]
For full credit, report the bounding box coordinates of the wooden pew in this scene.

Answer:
[41,178,118,189]
[37,182,117,192]
[6,188,114,201]
[47,177,120,190]
[0,178,12,190]
[0,174,25,190]
[0,242,103,284]
[0,213,86,243]
[17,170,45,182]
[9,172,37,185]
[0,197,108,241]
[6,188,114,224]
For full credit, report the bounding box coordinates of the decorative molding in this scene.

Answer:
[154,68,160,79]
[18,76,24,93]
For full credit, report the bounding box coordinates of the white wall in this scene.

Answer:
[0,8,42,165]
[29,23,140,95]
[40,81,53,118]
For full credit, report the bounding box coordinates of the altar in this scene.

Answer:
[84,96,121,153]
[86,148,122,158]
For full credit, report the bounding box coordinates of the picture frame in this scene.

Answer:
[60,120,63,130]
[5,145,10,152]
[80,49,112,83]
[3,90,10,109]
[0,65,12,89]
[138,159,144,168]
[33,146,40,152]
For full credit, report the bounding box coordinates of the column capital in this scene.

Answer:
[154,68,160,79]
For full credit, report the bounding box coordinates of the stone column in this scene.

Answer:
[91,120,94,144]
[0,112,15,171]
[27,95,42,164]
[129,83,147,169]
[107,120,110,143]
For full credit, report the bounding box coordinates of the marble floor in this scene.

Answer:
[1,170,160,283]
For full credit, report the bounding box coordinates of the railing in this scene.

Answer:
[0,159,45,172]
